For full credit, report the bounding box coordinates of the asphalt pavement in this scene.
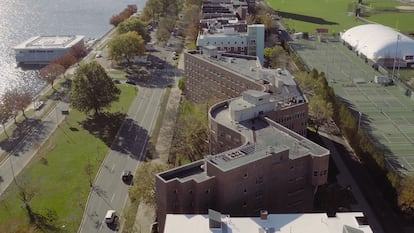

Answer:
[0,100,69,196]
[78,27,182,233]
[78,85,166,233]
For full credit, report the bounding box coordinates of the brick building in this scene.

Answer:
[155,48,330,232]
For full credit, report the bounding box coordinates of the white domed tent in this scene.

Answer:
[341,24,414,67]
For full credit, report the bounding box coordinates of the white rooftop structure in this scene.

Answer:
[164,211,373,233]
[341,24,414,67]
[14,35,85,65]
[14,35,84,49]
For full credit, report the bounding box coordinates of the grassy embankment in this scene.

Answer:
[265,0,414,33]
[0,85,137,232]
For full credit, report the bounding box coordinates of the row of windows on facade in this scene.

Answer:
[28,50,54,53]
[278,111,306,123]
[188,73,252,91]
[170,197,303,210]
[187,75,254,94]
[205,40,245,45]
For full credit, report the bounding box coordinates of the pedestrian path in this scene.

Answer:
[318,131,384,233]
[0,100,69,195]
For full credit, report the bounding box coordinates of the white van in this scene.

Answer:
[105,210,117,223]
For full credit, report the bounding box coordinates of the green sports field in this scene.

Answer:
[265,0,414,33]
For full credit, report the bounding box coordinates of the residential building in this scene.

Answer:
[156,98,329,231]
[197,24,265,64]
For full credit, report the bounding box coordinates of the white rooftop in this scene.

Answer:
[341,24,414,61]
[14,35,85,49]
[164,212,373,233]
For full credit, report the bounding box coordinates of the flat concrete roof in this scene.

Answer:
[208,108,329,172]
[14,35,84,50]
[164,212,373,233]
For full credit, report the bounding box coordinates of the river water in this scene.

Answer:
[0,0,146,96]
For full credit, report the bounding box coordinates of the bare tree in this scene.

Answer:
[84,162,94,187]
[39,63,65,90]
[16,178,38,223]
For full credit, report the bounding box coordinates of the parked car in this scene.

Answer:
[126,80,136,85]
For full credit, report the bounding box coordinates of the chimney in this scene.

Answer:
[260,210,268,220]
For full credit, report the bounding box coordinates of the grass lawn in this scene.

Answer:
[0,85,137,233]
[265,0,414,33]
[367,12,414,33]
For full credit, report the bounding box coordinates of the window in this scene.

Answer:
[256,176,264,184]
[244,188,247,194]
[313,171,318,176]
[243,173,248,179]
[205,189,210,194]
[189,190,193,194]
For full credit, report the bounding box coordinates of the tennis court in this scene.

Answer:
[291,37,414,175]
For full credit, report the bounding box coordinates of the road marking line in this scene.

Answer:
[111,164,115,173]
[111,193,116,202]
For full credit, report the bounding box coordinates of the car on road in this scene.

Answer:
[113,79,121,84]
[172,52,179,60]
[105,210,117,224]
[121,170,133,183]
[126,80,136,85]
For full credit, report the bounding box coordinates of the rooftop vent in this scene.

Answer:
[260,210,268,220]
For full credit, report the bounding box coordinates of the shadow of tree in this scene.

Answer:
[278,11,338,26]
[31,208,63,232]
[0,118,48,155]
[80,112,126,147]
[110,118,149,161]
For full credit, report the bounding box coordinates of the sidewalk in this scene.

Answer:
[318,130,385,233]
[0,96,68,196]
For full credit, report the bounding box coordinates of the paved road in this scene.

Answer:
[0,101,69,195]
[78,86,165,233]
[78,25,182,233]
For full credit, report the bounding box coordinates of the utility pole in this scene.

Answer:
[391,34,401,80]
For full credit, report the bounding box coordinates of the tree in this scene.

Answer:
[70,45,87,59]
[117,17,151,43]
[178,78,186,91]
[16,178,38,223]
[3,88,32,120]
[309,95,333,133]
[129,162,168,205]
[398,176,414,215]
[84,162,94,187]
[156,17,177,42]
[0,100,12,138]
[51,53,77,69]
[109,4,137,27]
[39,63,65,89]
[71,61,120,115]
[266,45,289,68]
[14,90,32,119]
[108,31,145,64]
